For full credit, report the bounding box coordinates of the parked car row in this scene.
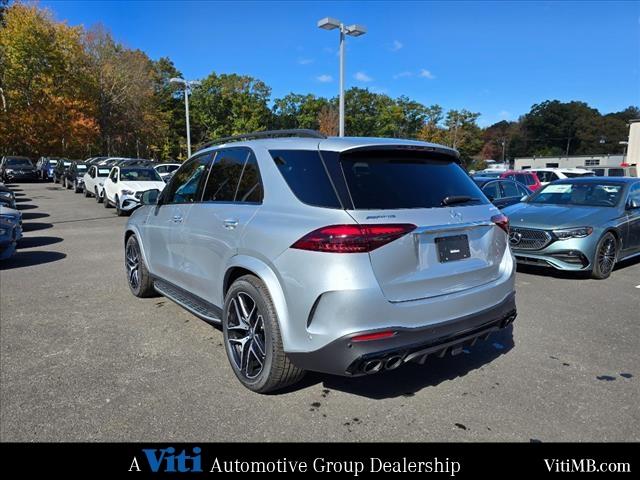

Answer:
[0,180,22,260]
[50,156,173,216]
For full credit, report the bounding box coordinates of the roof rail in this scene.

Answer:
[196,129,326,151]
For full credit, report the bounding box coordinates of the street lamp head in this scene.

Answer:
[189,80,201,87]
[169,77,185,85]
[318,17,340,30]
[345,24,367,36]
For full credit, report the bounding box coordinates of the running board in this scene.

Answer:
[153,278,222,324]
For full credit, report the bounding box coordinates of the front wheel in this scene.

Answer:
[116,195,126,216]
[104,192,111,208]
[223,275,305,393]
[96,187,103,203]
[125,235,155,297]
[591,232,617,280]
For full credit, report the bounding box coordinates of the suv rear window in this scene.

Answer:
[340,151,487,210]
[270,150,341,208]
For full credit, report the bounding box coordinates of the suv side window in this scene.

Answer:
[501,180,521,197]
[163,153,212,204]
[235,151,263,203]
[627,183,640,208]
[482,181,501,200]
[516,183,530,197]
[202,149,248,202]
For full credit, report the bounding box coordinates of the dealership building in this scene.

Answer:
[513,119,639,173]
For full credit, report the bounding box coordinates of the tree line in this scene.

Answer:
[1,2,637,166]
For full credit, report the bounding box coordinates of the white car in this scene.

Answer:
[529,167,594,185]
[103,165,166,216]
[154,163,181,182]
[83,164,112,202]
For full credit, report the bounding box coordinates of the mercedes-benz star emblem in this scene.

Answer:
[449,210,463,222]
[508,231,522,245]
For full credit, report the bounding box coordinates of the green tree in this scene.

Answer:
[271,93,330,130]
[189,73,272,143]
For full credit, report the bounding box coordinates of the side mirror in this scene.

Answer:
[140,189,160,206]
[520,195,529,202]
[627,199,639,210]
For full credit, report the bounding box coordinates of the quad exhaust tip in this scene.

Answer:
[384,355,404,370]
[362,359,383,374]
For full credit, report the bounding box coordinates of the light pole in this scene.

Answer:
[317,17,366,137]
[170,77,201,158]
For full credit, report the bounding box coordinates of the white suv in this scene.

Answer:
[83,164,112,202]
[103,165,166,215]
[530,168,594,185]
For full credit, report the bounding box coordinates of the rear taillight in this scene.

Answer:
[491,214,509,234]
[291,224,417,253]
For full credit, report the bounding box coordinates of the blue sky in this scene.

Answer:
[42,0,640,126]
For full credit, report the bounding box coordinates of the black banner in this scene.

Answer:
[0,442,635,476]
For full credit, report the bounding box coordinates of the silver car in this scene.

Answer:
[124,131,517,393]
[503,177,640,279]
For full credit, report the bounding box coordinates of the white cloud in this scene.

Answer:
[419,69,436,79]
[498,110,512,119]
[389,40,403,52]
[298,58,314,65]
[393,71,413,79]
[354,71,373,82]
[316,74,333,83]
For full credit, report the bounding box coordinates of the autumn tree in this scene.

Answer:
[0,2,98,157]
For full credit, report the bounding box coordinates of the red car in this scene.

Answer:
[499,170,543,191]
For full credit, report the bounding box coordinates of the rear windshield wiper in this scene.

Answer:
[441,195,479,206]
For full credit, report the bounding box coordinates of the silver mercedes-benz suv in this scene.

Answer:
[124,130,517,393]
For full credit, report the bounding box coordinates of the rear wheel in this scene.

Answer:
[125,235,155,297]
[591,232,617,280]
[223,275,305,393]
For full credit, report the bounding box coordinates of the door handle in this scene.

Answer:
[172,215,183,223]
[223,218,239,229]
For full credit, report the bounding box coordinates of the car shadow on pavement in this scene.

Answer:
[17,236,63,249]
[277,325,515,399]
[15,203,38,211]
[0,250,66,270]
[20,212,50,220]
[14,197,32,202]
[22,222,53,232]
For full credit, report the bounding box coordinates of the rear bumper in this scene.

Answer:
[287,292,516,376]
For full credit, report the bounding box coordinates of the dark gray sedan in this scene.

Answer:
[503,177,640,279]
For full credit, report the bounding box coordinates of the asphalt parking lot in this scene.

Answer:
[1,181,639,442]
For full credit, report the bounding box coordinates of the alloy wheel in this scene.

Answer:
[597,236,616,276]
[226,292,266,379]
[125,240,140,290]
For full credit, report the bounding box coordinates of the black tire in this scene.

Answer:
[125,235,156,297]
[591,232,617,280]
[116,195,126,216]
[74,180,80,193]
[52,174,57,184]
[96,187,103,203]
[223,275,305,393]
[83,185,90,197]
[104,193,111,208]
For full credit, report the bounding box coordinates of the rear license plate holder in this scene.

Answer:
[435,235,470,263]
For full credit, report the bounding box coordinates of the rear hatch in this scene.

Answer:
[339,149,507,302]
